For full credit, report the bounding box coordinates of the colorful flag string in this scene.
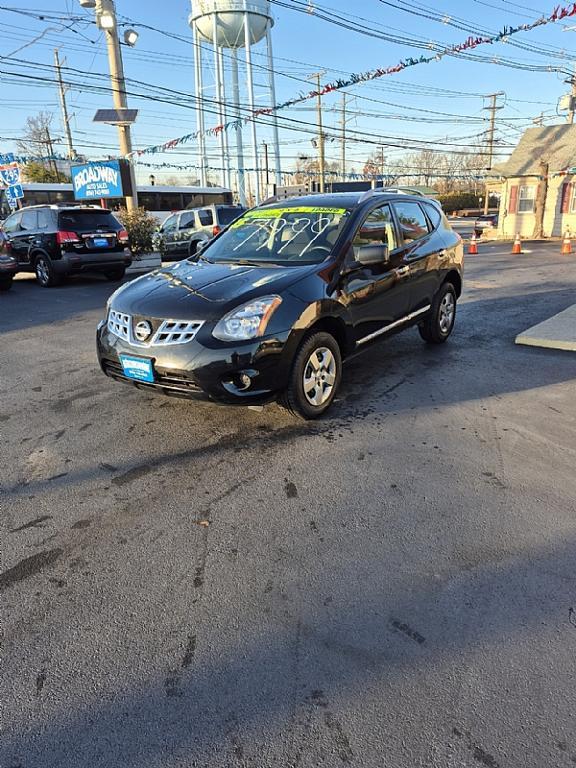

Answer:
[131,3,576,158]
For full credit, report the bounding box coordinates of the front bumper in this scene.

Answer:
[96,320,294,405]
[54,249,132,275]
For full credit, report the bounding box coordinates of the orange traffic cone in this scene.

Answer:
[468,232,478,255]
[512,233,522,255]
[562,231,572,254]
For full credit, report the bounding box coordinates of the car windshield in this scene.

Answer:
[202,206,350,265]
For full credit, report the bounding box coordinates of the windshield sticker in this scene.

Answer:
[231,206,347,227]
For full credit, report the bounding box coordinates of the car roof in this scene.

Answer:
[258,191,438,211]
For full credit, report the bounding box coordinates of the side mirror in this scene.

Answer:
[356,244,389,266]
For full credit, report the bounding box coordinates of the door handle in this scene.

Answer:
[396,265,410,277]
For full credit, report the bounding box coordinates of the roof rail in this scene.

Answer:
[358,186,428,204]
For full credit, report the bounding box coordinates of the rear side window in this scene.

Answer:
[423,203,442,229]
[37,209,52,230]
[21,210,38,230]
[393,202,430,244]
[58,210,122,231]
[217,207,245,226]
[2,212,22,233]
[197,209,213,226]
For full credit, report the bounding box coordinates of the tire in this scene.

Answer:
[105,268,126,282]
[418,282,457,344]
[0,277,13,292]
[34,255,61,288]
[280,332,342,420]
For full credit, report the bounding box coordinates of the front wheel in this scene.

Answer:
[280,332,342,420]
[0,277,13,292]
[105,268,126,282]
[418,283,457,344]
[35,255,61,288]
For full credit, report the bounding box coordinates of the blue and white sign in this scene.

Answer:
[0,164,21,187]
[5,184,24,204]
[119,355,154,383]
[0,153,15,164]
[71,160,125,200]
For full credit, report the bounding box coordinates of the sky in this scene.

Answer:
[1,0,575,187]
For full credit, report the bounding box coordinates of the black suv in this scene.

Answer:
[1,205,132,287]
[155,204,246,260]
[0,229,18,291]
[97,191,463,419]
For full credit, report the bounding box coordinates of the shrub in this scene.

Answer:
[115,207,159,257]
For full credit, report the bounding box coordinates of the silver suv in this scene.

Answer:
[155,204,246,261]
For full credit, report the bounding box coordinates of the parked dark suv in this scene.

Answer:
[1,205,132,287]
[155,204,246,260]
[0,229,18,291]
[98,190,463,419]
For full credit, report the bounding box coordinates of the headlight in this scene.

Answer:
[213,295,282,341]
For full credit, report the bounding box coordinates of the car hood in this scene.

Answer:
[111,259,314,321]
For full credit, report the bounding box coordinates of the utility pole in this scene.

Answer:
[308,71,326,193]
[94,0,138,210]
[263,141,270,193]
[45,127,61,182]
[340,93,346,182]
[379,145,385,186]
[568,65,576,124]
[54,49,75,161]
[483,92,504,215]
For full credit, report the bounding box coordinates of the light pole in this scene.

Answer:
[79,0,138,210]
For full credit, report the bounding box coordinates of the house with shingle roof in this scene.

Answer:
[492,124,576,238]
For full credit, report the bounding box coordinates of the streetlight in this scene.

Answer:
[123,29,139,47]
[79,0,138,210]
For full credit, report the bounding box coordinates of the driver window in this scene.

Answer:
[162,215,177,233]
[353,205,397,257]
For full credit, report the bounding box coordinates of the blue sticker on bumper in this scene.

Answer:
[120,355,154,383]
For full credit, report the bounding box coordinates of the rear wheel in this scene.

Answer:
[0,277,13,292]
[280,332,342,420]
[105,267,126,282]
[35,255,61,288]
[418,282,457,344]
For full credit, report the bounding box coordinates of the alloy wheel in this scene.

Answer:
[302,347,337,407]
[439,292,455,334]
[36,258,49,286]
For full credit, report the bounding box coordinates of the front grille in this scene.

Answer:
[106,311,203,347]
[108,310,130,341]
[154,320,203,346]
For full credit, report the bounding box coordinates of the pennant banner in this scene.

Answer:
[136,160,488,181]
[132,2,576,158]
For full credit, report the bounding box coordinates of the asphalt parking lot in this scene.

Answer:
[2,242,576,768]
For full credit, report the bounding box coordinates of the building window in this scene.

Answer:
[518,186,536,213]
[570,185,576,213]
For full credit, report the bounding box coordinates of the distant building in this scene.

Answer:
[492,124,576,238]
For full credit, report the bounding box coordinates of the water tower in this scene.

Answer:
[189,0,281,205]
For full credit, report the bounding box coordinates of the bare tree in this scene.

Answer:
[16,111,58,158]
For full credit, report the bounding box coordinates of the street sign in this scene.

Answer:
[0,163,21,187]
[0,153,15,164]
[71,159,133,200]
[5,184,24,205]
